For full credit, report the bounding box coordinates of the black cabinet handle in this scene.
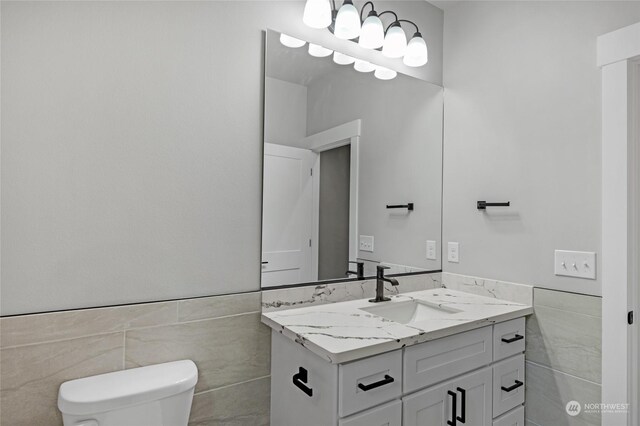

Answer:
[501,334,524,343]
[292,367,313,397]
[501,380,524,392]
[447,390,457,426]
[456,387,466,423]
[357,375,394,391]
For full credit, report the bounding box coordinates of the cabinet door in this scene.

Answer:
[403,380,449,426]
[455,366,493,426]
[403,367,493,426]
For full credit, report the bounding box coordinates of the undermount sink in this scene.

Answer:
[360,299,462,324]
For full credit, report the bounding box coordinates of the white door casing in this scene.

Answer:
[598,21,640,426]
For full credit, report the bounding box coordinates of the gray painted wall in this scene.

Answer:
[264,77,307,145]
[1,1,443,315]
[441,1,640,296]
[307,71,443,270]
[318,145,351,280]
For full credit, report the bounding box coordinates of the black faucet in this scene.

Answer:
[346,261,365,280]
[369,265,399,303]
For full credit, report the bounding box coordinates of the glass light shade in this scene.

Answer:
[280,33,306,48]
[403,34,428,67]
[303,0,332,29]
[374,65,397,80]
[333,51,355,65]
[382,24,407,58]
[358,14,384,49]
[354,59,375,73]
[334,1,361,40]
[308,43,333,58]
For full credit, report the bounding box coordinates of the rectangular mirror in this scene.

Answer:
[261,29,443,289]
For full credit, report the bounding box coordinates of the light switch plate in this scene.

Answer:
[359,235,374,252]
[426,240,437,260]
[554,250,596,280]
[447,242,459,263]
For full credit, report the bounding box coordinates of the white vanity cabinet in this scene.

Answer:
[270,316,527,426]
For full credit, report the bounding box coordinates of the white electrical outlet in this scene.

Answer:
[426,240,437,260]
[447,242,459,263]
[554,250,596,279]
[359,235,374,252]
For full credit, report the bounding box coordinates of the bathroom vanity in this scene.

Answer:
[261,289,532,426]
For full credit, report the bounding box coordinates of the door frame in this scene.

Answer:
[302,119,361,279]
[598,21,640,426]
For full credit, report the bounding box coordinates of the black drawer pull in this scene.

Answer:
[456,387,466,423]
[447,390,457,426]
[292,367,313,397]
[357,374,394,391]
[501,334,524,343]
[501,380,524,392]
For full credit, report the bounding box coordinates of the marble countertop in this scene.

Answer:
[261,288,533,363]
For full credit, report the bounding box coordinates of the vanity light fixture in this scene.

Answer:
[333,51,355,65]
[334,0,361,40]
[382,21,407,58]
[404,31,429,67]
[301,0,428,67]
[303,0,333,29]
[358,4,384,49]
[354,58,375,72]
[374,65,397,80]
[309,43,333,57]
[279,33,306,48]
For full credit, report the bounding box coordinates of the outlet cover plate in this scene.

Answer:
[426,240,437,260]
[554,250,596,280]
[447,242,459,263]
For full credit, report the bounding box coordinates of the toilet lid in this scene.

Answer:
[58,360,198,415]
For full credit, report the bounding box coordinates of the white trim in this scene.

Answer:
[597,22,640,67]
[348,136,360,262]
[601,60,630,426]
[305,121,362,271]
[630,60,640,426]
[311,155,320,281]
[302,119,361,152]
[600,20,640,426]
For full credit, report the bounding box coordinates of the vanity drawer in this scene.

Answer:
[493,405,525,426]
[493,354,525,417]
[403,326,493,393]
[339,350,402,417]
[338,400,401,426]
[493,318,526,361]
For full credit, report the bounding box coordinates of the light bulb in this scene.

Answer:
[280,33,306,48]
[308,43,333,58]
[333,51,355,65]
[403,32,428,67]
[303,0,332,29]
[358,12,384,49]
[374,65,397,80]
[334,0,361,40]
[354,59,375,73]
[382,23,407,58]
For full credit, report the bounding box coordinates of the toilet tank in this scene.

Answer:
[58,360,198,426]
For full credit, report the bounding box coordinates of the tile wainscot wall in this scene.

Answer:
[0,272,601,426]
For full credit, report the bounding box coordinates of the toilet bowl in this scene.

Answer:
[58,360,198,426]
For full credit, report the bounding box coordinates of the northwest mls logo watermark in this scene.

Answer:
[566,400,629,416]
[566,401,581,416]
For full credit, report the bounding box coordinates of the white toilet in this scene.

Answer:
[58,360,198,426]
